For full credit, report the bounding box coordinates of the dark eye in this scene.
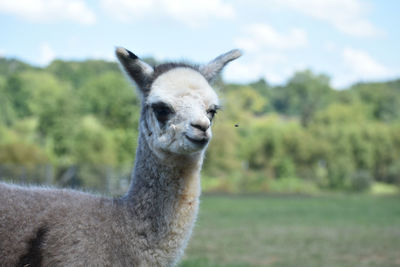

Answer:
[207,109,217,120]
[151,102,174,123]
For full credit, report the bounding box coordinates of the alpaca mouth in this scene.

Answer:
[185,134,209,146]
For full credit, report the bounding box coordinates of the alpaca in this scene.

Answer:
[0,47,241,266]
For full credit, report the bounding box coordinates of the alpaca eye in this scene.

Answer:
[207,109,217,120]
[152,102,174,123]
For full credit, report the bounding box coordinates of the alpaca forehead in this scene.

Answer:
[149,68,219,106]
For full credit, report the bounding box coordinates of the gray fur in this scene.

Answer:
[116,47,154,95]
[0,47,241,266]
[200,49,242,82]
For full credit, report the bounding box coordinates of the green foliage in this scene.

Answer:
[78,71,140,129]
[1,57,400,193]
[71,116,116,165]
[0,143,48,164]
[0,76,16,125]
[350,170,373,192]
[271,70,333,126]
[350,82,400,122]
[0,58,36,76]
[4,74,32,118]
[47,59,120,88]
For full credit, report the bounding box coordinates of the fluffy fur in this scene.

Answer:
[0,47,241,266]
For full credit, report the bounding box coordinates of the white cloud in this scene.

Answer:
[225,59,266,83]
[323,41,338,53]
[227,23,308,84]
[266,0,381,37]
[38,43,56,66]
[101,0,235,26]
[0,49,5,58]
[343,47,392,79]
[100,0,154,21]
[327,47,397,88]
[235,23,308,52]
[224,52,305,85]
[0,0,96,25]
[89,50,116,62]
[225,58,308,85]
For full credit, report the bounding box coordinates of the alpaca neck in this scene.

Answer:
[123,132,203,256]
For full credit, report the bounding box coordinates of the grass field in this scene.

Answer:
[179,194,400,267]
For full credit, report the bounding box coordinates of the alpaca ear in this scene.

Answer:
[200,49,242,83]
[115,47,154,93]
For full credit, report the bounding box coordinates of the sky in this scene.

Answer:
[0,0,399,88]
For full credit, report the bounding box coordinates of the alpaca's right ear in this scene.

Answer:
[116,47,154,93]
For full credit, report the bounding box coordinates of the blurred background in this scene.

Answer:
[1,0,400,266]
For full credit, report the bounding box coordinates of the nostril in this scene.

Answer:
[191,122,209,132]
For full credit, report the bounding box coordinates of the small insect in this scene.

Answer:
[234,124,239,128]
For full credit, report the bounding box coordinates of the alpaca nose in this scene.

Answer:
[190,120,210,132]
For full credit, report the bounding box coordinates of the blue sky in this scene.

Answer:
[0,0,399,88]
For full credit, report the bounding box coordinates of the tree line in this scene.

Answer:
[0,57,399,193]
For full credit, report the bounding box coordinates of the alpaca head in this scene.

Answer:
[116,47,241,158]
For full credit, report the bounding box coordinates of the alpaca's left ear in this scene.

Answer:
[115,47,154,94]
[200,49,242,83]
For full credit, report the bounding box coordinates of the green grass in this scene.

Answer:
[179,194,400,267]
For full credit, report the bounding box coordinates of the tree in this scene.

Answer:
[47,60,120,88]
[272,70,333,126]
[78,71,140,129]
[350,82,400,122]
[0,76,16,125]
